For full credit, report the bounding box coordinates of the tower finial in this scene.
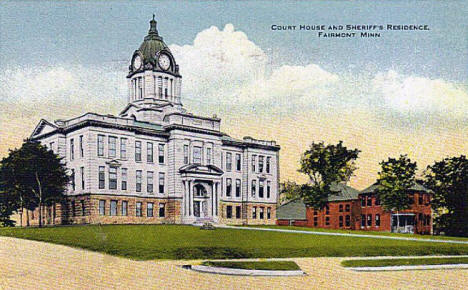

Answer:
[148,15,158,36]
[153,14,155,21]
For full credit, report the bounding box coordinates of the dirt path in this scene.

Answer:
[0,237,466,289]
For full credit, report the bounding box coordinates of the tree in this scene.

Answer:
[298,141,360,209]
[425,155,468,237]
[0,140,69,227]
[375,154,417,231]
[279,181,303,204]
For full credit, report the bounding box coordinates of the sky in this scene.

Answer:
[0,0,467,189]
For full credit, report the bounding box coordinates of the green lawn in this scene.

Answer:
[240,225,468,241]
[0,224,467,260]
[201,261,300,271]
[341,257,468,268]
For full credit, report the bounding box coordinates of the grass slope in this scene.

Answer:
[201,261,300,270]
[1,225,467,260]
[341,257,468,267]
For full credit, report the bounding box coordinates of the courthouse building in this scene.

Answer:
[27,18,280,226]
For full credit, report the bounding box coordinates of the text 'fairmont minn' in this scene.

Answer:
[271,24,430,38]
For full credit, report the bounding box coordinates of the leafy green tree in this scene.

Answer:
[425,155,468,237]
[376,154,417,230]
[0,140,69,227]
[0,190,16,227]
[279,181,303,204]
[298,141,360,209]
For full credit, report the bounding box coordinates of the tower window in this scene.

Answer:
[158,76,163,98]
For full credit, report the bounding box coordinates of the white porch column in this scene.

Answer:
[211,182,214,217]
[189,179,194,217]
[182,180,187,216]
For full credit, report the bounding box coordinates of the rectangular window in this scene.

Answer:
[147,142,153,163]
[70,139,74,160]
[235,206,241,219]
[339,216,344,227]
[183,145,189,164]
[251,155,256,172]
[226,152,232,171]
[345,215,351,227]
[236,153,241,171]
[325,216,330,226]
[158,144,165,164]
[121,168,127,190]
[345,204,350,212]
[418,194,423,205]
[135,141,142,161]
[226,178,232,197]
[71,169,75,191]
[79,135,84,158]
[267,207,271,219]
[367,196,372,207]
[226,205,232,219]
[81,200,85,216]
[136,170,142,192]
[49,141,55,152]
[259,180,264,198]
[109,167,117,189]
[266,157,271,173]
[325,205,330,215]
[361,214,365,227]
[110,200,117,216]
[259,156,264,173]
[99,200,105,216]
[147,171,154,193]
[339,204,343,212]
[375,214,380,227]
[98,166,105,189]
[252,206,257,219]
[267,181,271,198]
[120,138,127,159]
[80,167,85,190]
[97,135,104,156]
[259,207,264,219]
[367,214,372,227]
[314,210,318,216]
[206,148,212,165]
[375,196,381,205]
[159,203,165,217]
[361,197,366,207]
[193,146,202,164]
[235,179,241,197]
[108,136,117,158]
[159,172,165,194]
[313,216,318,226]
[147,202,154,217]
[121,201,128,216]
[136,202,142,217]
[251,180,256,197]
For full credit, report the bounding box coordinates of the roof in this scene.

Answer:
[360,182,431,194]
[328,182,360,201]
[276,199,307,220]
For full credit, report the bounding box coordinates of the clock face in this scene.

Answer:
[158,54,171,70]
[133,55,142,70]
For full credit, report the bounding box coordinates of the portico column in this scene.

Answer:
[183,180,187,217]
[189,179,194,217]
[211,182,214,216]
[215,182,219,216]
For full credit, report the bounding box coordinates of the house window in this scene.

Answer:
[158,76,163,97]
[375,196,381,205]
[136,202,142,217]
[339,204,343,212]
[235,206,241,219]
[361,197,366,207]
[226,152,232,171]
[108,136,117,158]
[147,171,153,193]
[325,205,330,215]
[361,215,366,227]
[226,178,232,197]
[71,200,75,217]
[251,155,256,172]
[375,214,380,227]
[236,154,241,171]
[136,170,142,192]
[266,157,271,173]
[313,217,318,226]
[79,135,84,158]
[70,139,74,160]
[367,214,372,227]
[226,206,232,218]
[158,144,165,164]
[367,196,372,207]
[159,203,165,217]
[252,207,257,219]
[120,138,127,159]
[147,202,154,217]
[259,207,264,219]
[80,167,85,190]
[259,156,264,173]
[325,216,330,226]
[71,169,75,191]
[121,201,128,216]
[159,172,165,194]
[314,210,318,216]
[183,145,189,164]
[251,180,256,197]
[267,181,271,198]
[259,180,264,198]
[339,216,344,227]
[99,200,105,216]
[121,168,127,190]
[81,200,85,216]
[345,204,350,212]
[235,179,241,197]
[267,207,271,219]
[345,215,351,227]
[418,194,423,205]
[98,166,105,189]
[206,148,212,165]
[135,141,142,161]
[97,135,104,156]
[109,167,117,189]
[110,200,117,216]
[49,141,55,152]
[147,142,153,163]
[193,146,202,164]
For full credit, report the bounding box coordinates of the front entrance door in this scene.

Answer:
[194,201,201,217]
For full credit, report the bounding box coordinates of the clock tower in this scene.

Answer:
[125,16,182,112]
